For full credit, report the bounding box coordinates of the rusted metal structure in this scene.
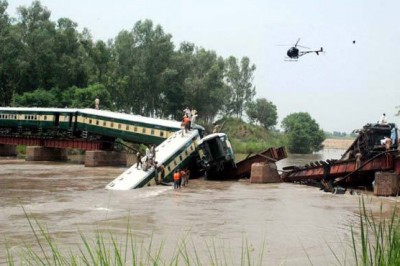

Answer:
[223,147,287,179]
[281,123,400,190]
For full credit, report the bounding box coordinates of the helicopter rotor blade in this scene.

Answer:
[297,45,310,49]
[294,38,301,47]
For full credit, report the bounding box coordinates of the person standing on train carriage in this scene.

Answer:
[150,144,156,161]
[183,107,191,118]
[136,151,142,169]
[94,98,100,110]
[191,109,198,126]
[183,115,191,131]
[173,169,181,189]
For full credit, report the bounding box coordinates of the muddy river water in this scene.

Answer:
[0,149,397,265]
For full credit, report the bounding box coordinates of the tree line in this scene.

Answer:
[0,0,325,153]
[0,1,277,127]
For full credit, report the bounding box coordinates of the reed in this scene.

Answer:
[6,208,265,265]
[350,197,400,266]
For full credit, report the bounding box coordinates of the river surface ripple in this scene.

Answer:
[0,149,397,265]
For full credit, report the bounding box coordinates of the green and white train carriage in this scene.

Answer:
[106,129,202,190]
[76,109,182,144]
[0,107,78,136]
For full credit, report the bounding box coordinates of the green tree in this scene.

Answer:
[69,84,113,109]
[131,19,174,116]
[183,48,228,124]
[15,1,57,91]
[0,0,22,106]
[246,98,277,130]
[13,88,58,107]
[281,112,325,154]
[224,56,256,118]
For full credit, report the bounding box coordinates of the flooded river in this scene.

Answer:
[0,149,397,265]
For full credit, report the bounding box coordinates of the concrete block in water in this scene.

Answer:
[85,150,127,167]
[374,171,400,196]
[250,162,281,183]
[0,144,17,156]
[25,146,67,161]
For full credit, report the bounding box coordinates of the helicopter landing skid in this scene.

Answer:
[284,58,298,62]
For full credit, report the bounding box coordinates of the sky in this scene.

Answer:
[6,0,400,133]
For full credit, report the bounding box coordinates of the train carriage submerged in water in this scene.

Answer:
[1,107,275,189]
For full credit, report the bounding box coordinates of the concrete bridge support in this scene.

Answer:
[250,162,281,183]
[25,146,68,161]
[0,144,17,156]
[85,150,127,167]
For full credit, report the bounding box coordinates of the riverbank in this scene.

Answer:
[322,138,354,150]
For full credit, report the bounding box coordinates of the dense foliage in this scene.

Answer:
[0,1,331,154]
[246,98,277,130]
[0,0,257,124]
[281,112,325,154]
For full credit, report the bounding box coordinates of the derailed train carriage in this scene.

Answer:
[0,107,239,187]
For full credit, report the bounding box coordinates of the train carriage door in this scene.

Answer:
[54,113,60,127]
[68,113,73,128]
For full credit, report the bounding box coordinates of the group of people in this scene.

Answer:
[181,107,198,137]
[173,168,190,189]
[136,144,157,171]
[378,113,397,150]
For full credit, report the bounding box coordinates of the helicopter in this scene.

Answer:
[285,38,323,61]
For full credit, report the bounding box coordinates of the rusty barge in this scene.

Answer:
[281,123,400,192]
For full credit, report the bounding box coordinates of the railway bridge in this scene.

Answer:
[0,107,183,167]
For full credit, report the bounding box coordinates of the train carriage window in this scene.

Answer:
[111,122,114,127]
[190,146,194,151]
[96,120,99,125]
[89,119,92,124]
[118,124,121,129]
[134,126,138,132]
[142,128,146,134]
[185,150,188,156]
[174,160,177,166]
[179,155,183,161]
[151,129,155,135]
[103,121,106,126]
[44,115,47,120]
[126,125,129,130]
[160,131,164,137]
[167,166,171,171]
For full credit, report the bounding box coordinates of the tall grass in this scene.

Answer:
[6,208,265,265]
[351,197,400,266]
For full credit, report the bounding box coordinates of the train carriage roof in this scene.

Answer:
[0,107,78,113]
[79,108,181,129]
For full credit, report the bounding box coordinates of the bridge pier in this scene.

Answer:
[25,146,68,161]
[0,144,17,156]
[250,162,281,183]
[85,150,127,167]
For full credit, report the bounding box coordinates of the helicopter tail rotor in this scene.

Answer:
[315,47,324,55]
